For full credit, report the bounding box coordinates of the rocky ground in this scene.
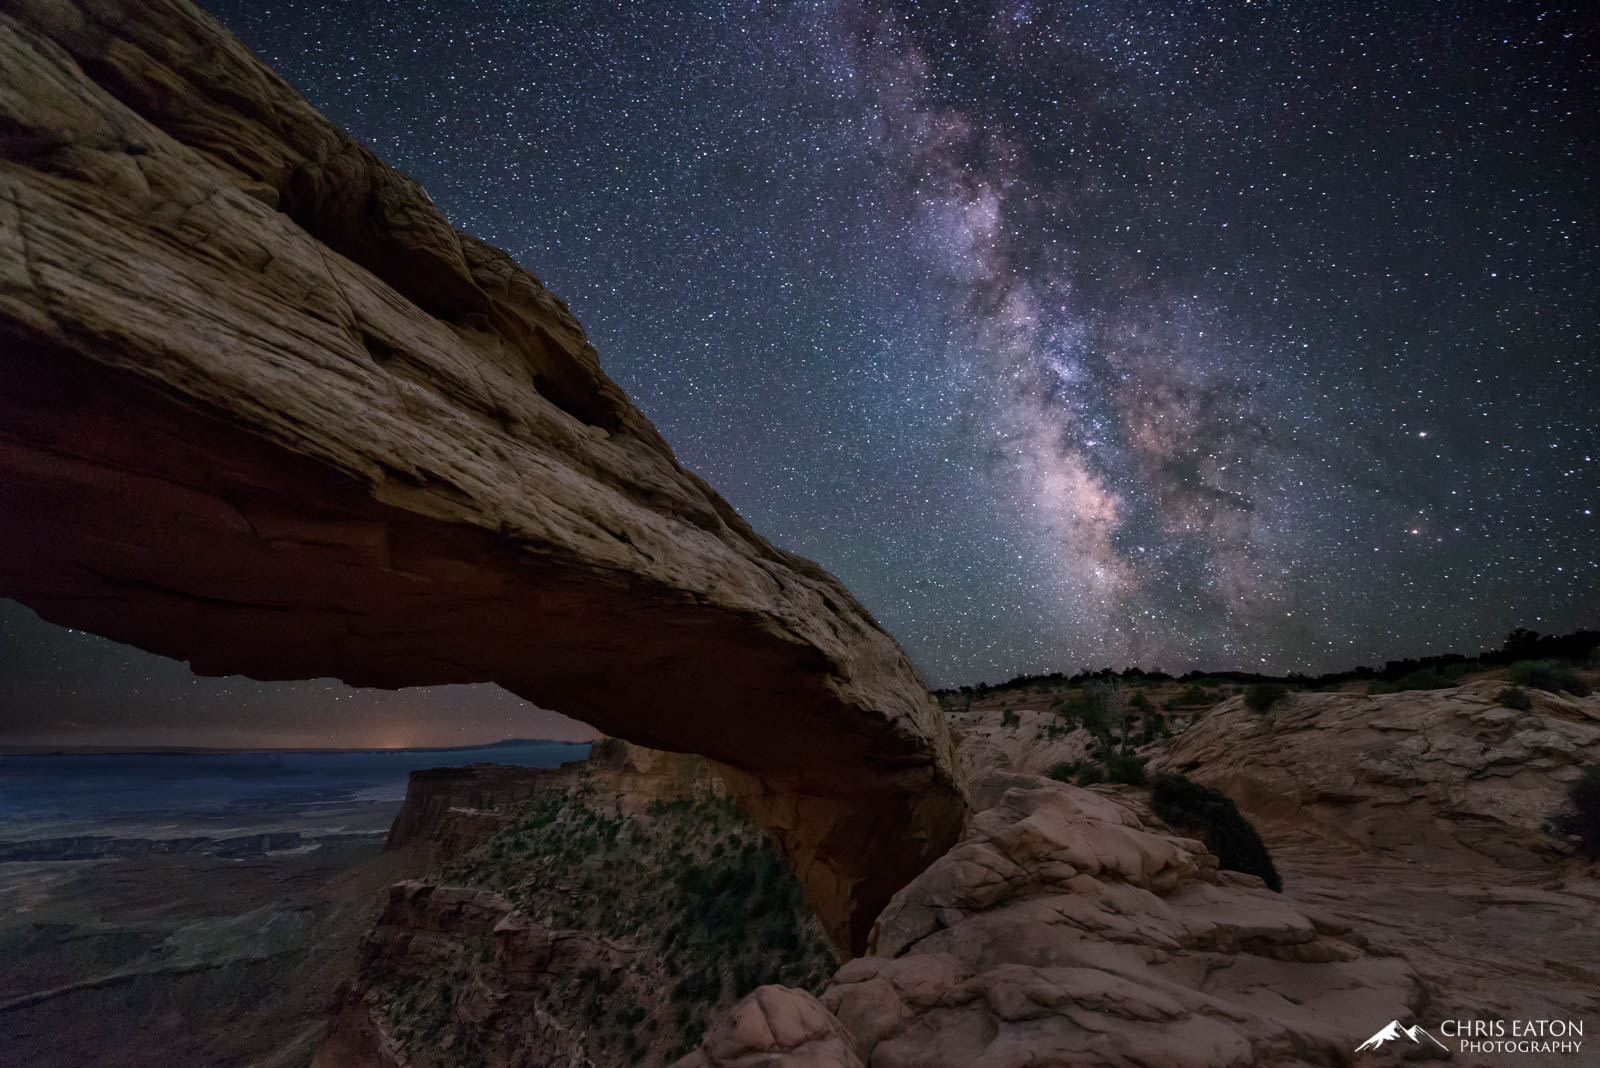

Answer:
[316,748,836,1068]
[673,671,1600,1067]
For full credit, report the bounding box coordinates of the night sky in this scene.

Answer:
[4,1,1596,746]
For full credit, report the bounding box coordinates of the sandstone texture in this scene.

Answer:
[385,739,728,869]
[676,987,864,1068]
[1155,680,1600,867]
[0,0,964,951]
[679,777,1425,1068]
[926,679,1600,1063]
[944,700,1095,783]
[384,763,561,870]
[1155,681,1600,1041]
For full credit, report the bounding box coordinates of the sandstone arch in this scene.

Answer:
[0,0,966,953]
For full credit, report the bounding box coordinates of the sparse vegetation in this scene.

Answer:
[1495,686,1533,711]
[1507,659,1591,697]
[1103,750,1147,786]
[1243,683,1286,712]
[1368,668,1456,694]
[1550,765,1600,859]
[1047,760,1083,784]
[373,785,835,1067]
[1149,773,1282,892]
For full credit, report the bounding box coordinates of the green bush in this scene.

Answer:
[1243,683,1286,712]
[1104,751,1147,786]
[1047,761,1083,783]
[1508,660,1591,697]
[1001,709,1020,727]
[1055,689,1110,741]
[1149,773,1282,892]
[1368,668,1458,695]
[1495,686,1532,711]
[1076,763,1104,785]
[1551,765,1600,859]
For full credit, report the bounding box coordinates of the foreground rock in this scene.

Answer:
[0,0,964,951]
[1157,681,1600,1039]
[938,679,1600,1059]
[1157,681,1600,867]
[680,777,1423,1067]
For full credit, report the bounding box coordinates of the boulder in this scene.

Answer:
[686,778,1423,1067]
[1155,682,1600,866]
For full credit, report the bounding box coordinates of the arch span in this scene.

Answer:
[0,0,966,954]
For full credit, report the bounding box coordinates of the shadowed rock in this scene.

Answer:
[680,778,1424,1068]
[0,0,965,953]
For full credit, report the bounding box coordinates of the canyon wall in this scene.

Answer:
[0,0,965,952]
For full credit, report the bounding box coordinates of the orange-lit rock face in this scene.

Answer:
[0,0,965,953]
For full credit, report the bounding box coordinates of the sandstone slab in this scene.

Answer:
[683,778,1425,1067]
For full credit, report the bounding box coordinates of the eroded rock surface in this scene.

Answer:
[677,987,864,1068]
[1154,682,1600,1039]
[934,681,1600,1060]
[0,0,964,951]
[680,778,1423,1068]
[1156,681,1600,867]
[384,739,728,869]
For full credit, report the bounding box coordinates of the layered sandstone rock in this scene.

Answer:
[384,764,559,868]
[1155,680,1600,867]
[0,0,964,951]
[937,682,1600,1054]
[676,987,864,1068]
[679,777,1424,1067]
[384,739,728,869]
[944,700,1096,781]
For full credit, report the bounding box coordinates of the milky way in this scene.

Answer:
[32,2,1597,699]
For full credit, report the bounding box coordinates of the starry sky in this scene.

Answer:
[4,1,1596,746]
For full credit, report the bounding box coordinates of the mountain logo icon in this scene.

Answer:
[1355,1019,1451,1052]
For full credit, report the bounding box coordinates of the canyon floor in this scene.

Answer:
[0,823,398,1068]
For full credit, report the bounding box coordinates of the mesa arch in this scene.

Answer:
[0,0,967,954]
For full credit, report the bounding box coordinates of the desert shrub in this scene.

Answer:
[1076,763,1104,785]
[1055,688,1110,740]
[1551,765,1600,859]
[1001,709,1020,728]
[672,969,721,1003]
[1369,668,1458,694]
[1508,659,1591,697]
[1149,773,1282,892]
[1243,683,1286,712]
[1047,761,1083,783]
[1495,686,1533,711]
[1103,750,1147,786]
[1140,710,1168,743]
